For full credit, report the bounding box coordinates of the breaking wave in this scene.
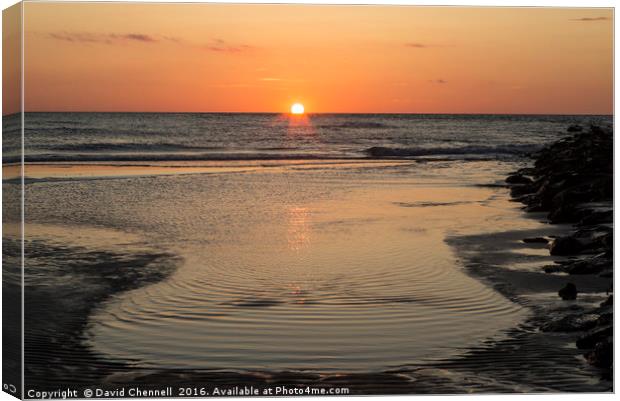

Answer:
[4,143,545,164]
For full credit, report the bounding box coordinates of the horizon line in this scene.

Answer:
[4,111,614,117]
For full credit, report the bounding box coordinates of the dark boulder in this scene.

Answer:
[579,210,613,226]
[540,313,599,332]
[600,295,613,308]
[565,255,612,275]
[510,184,535,197]
[505,125,613,377]
[543,264,565,274]
[576,325,612,349]
[558,283,578,300]
[585,338,613,369]
[506,174,533,185]
[549,228,612,256]
[549,236,582,255]
[522,237,548,244]
[510,126,613,226]
[596,312,613,326]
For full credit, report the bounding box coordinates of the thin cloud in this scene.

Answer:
[570,17,610,21]
[48,32,105,43]
[205,38,253,53]
[119,33,157,42]
[405,42,453,49]
[429,79,447,84]
[47,31,176,44]
[48,32,253,55]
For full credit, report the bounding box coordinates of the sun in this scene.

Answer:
[290,103,305,115]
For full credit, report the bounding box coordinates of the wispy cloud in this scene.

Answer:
[48,31,177,44]
[429,79,447,84]
[47,32,254,56]
[570,16,610,21]
[405,42,452,49]
[204,38,253,53]
[121,33,157,42]
[405,43,428,48]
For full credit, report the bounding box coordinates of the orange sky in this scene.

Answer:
[16,3,614,114]
[2,3,20,116]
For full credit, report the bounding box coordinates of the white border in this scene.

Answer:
[0,2,616,401]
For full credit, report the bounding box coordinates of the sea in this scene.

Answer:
[3,112,611,163]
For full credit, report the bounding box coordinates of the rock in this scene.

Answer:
[510,126,613,226]
[600,295,613,308]
[579,210,613,226]
[506,174,533,185]
[549,236,582,255]
[524,201,546,213]
[540,313,599,332]
[585,338,612,369]
[547,177,613,223]
[505,125,613,377]
[548,228,611,256]
[543,264,565,274]
[558,283,578,300]
[565,255,612,275]
[576,325,612,349]
[522,237,548,244]
[515,167,537,176]
[510,184,535,197]
[596,312,613,326]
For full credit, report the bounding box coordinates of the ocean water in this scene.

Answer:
[7,112,611,163]
[7,113,612,380]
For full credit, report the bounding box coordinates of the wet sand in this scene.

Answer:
[5,160,412,181]
[10,139,612,394]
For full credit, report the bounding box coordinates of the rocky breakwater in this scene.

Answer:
[506,125,613,374]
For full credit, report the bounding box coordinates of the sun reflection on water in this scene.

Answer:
[287,206,311,251]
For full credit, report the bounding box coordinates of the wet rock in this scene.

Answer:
[579,209,613,226]
[600,295,613,308]
[515,167,537,176]
[549,236,582,255]
[576,325,612,349]
[510,184,535,197]
[585,337,612,369]
[564,255,611,275]
[596,312,613,326]
[522,237,548,244]
[558,283,577,300]
[548,178,613,223]
[540,313,599,332]
[510,126,612,225]
[506,174,533,185]
[543,264,565,274]
[506,125,613,376]
[549,228,612,256]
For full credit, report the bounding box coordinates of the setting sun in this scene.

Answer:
[291,103,305,115]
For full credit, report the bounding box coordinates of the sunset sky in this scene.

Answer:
[15,3,614,114]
